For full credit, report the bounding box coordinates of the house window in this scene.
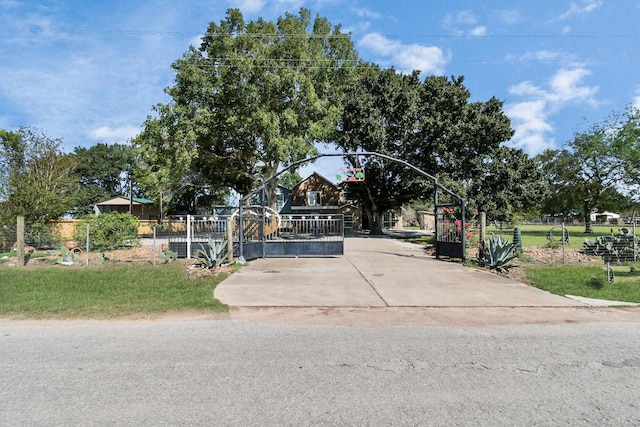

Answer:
[276,191,285,212]
[308,191,322,206]
[383,211,397,229]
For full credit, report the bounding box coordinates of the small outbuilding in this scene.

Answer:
[94,197,160,220]
[591,211,621,224]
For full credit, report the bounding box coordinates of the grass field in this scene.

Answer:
[0,265,229,318]
[525,263,640,303]
[483,223,621,249]
[399,223,622,250]
[2,224,638,317]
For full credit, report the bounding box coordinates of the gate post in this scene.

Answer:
[227,217,234,263]
[479,211,486,246]
[434,185,440,259]
[186,214,192,259]
[16,216,25,267]
[461,199,466,261]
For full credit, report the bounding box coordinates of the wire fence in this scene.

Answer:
[2,216,639,269]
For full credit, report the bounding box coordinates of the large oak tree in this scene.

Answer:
[337,66,542,233]
[134,8,360,209]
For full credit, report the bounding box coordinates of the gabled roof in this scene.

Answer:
[96,197,154,206]
[292,171,340,190]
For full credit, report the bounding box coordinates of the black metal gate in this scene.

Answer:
[435,203,466,259]
[242,214,344,260]
[167,212,344,261]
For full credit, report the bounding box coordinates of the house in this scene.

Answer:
[285,172,402,232]
[251,185,292,213]
[94,197,160,221]
[591,211,621,224]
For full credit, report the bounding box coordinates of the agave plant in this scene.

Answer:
[196,238,229,269]
[477,234,518,273]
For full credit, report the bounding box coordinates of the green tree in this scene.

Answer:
[610,106,640,199]
[72,143,137,215]
[0,128,79,225]
[468,145,547,221]
[537,111,634,232]
[337,67,523,233]
[337,67,418,233]
[134,8,360,208]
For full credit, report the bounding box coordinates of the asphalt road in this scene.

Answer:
[2,319,640,426]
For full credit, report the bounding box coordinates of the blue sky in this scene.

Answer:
[1,0,639,179]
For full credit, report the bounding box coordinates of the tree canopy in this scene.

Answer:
[536,107,640,231]
[72,143,137,215]
[0,128,79,225]
[133,8,360,210]
[336,66,541,232]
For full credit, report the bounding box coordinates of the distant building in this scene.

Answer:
[285,172,402,232]
[94,197,160,221]
[590,211,621,224]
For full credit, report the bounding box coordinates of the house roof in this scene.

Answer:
[292,171,340,189]
[133,197,155,204]
[96,197,154,206]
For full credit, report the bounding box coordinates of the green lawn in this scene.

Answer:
[397,225,640,303]
[525,264,640,303]
[484,223,619,249]
[398,223,620,251]
[0,265,229,318]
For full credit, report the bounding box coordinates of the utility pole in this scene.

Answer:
[129,171,133,214]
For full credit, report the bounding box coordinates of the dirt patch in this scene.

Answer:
[7,244,201,268]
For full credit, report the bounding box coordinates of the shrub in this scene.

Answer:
[196,238,229,269]
[74,212,139,251]
[477,234,518,273]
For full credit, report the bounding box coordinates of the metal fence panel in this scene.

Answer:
[165,213,345,259]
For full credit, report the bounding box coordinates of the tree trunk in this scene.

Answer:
[364,207,384,235]
[363,182,384,235]
[263,163,279,210]
[370,211,384,235]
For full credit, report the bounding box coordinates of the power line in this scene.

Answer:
[1,26,638,40]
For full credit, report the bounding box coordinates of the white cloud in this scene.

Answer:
[555,0,603,20]
[359,33,447,75]
[494,9,520,25]
[508,81,547,98]
[547,68,598,106]
[505,67,599,154]
[445,10,477,26]
[469,26,487,37]
[443,10,487,37]
[351,7,382,20]
[89,125,140,143]
[505,100,555,153]
[510,50,562,63]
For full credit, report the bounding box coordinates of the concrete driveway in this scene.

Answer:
[215,236,585,308]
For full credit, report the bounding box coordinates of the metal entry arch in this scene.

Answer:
[238,152,466,261]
